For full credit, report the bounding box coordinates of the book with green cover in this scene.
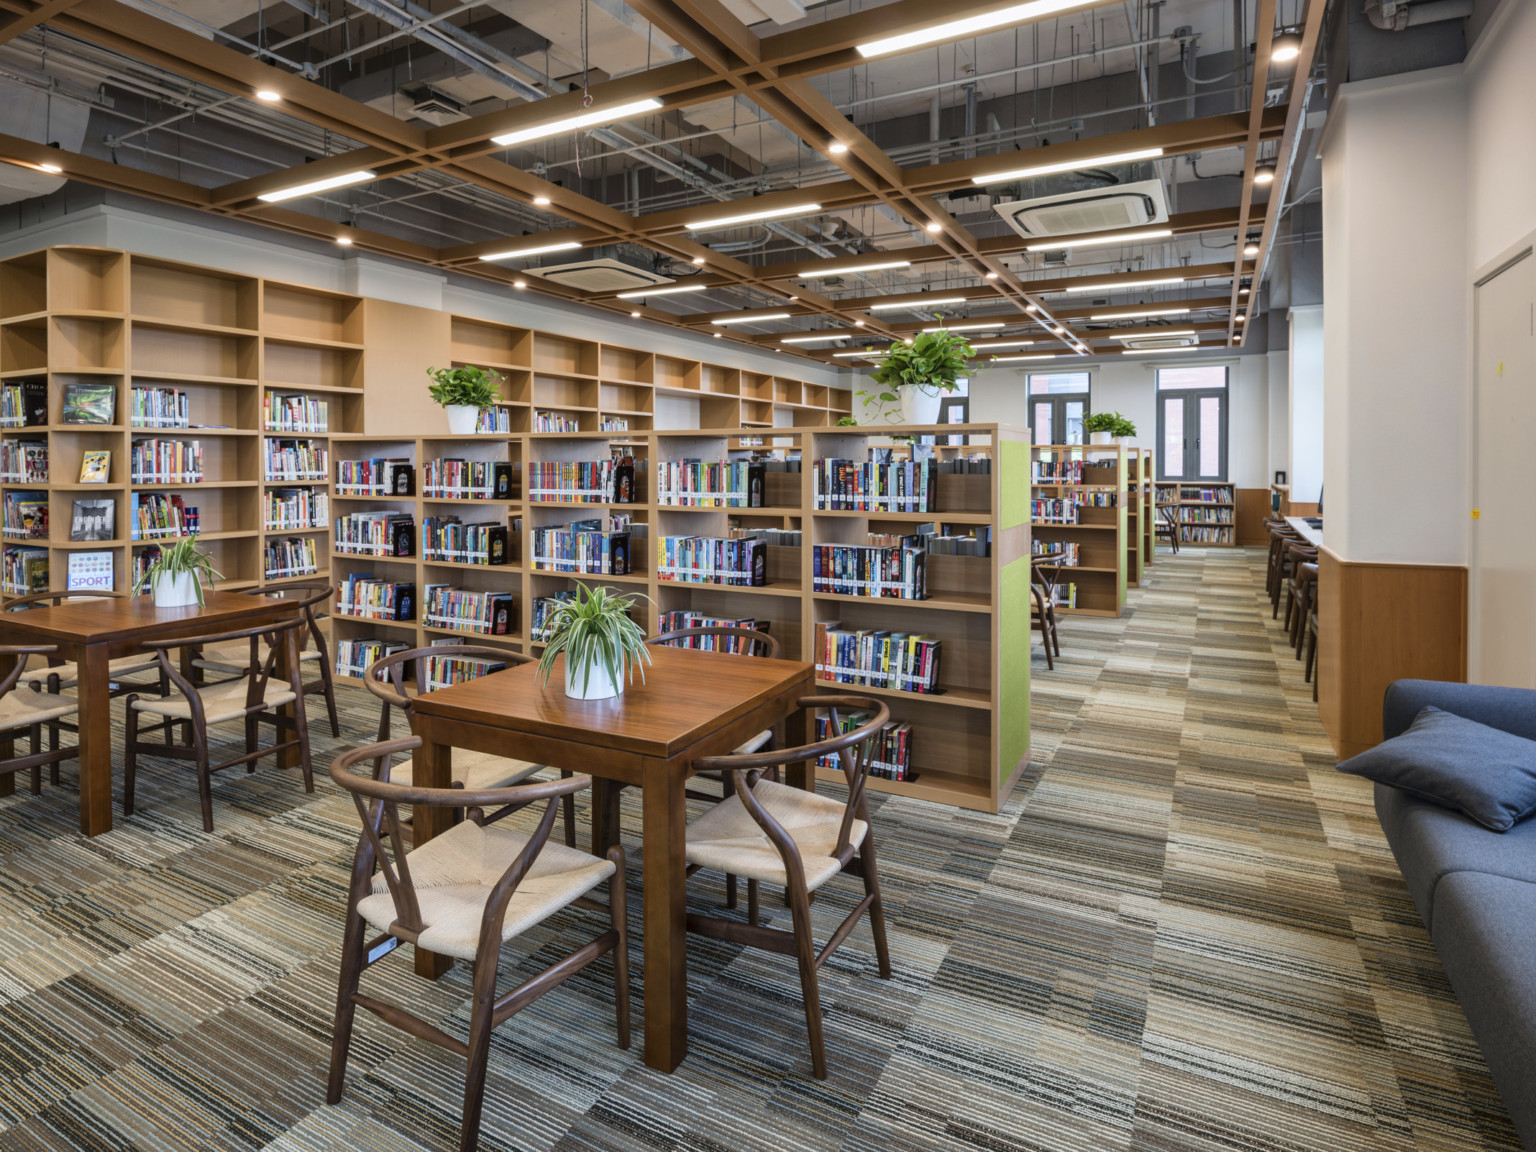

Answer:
[62,383,116,425]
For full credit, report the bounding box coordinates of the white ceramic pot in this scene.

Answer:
[900,387,942,426]
[1089,430,1114,445]
[565,658,623,701]
[151,571,200,608]
[444,404,480,435]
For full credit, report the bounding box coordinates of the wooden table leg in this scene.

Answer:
[0,652,14,798]
[410,730,454,980]
[76,644,113,836]
[641,756,688,1072]
[783,698,813,793]
[589,778,622,856]
[272,618,300,770]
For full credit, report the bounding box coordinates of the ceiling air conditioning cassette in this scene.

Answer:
[527,258,673,293]
[1125,335,1197,350]
[994,178,1169,241]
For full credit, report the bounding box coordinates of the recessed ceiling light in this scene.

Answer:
[713,332,722,338]
[985,271,999,280]
[1026,303,1039,312]
[1243,241,1260,256]
[925,222,943,233]
[922,322,1006,332]
[1109,328,1195,340]
[533,195,551,206]
[828,142,849,154]
[687,201,822,230]
[257,169,377,203]
[255,89,281,102]
[799,260,911,278]
[869,296,968,311]
[630,311,641,318]
[711,312,792,325]
[1027,227,1172,252]
[787,295,799,301]
[856,0,1099,58]
[972,146,1165,186]
[615,283,707,299]
[513,280,526,289]
[1271,32,1303,62]
[36,162,62,174]
[479,240,583,261]
[691,256,706,265]
[1065,275,1186,293]
[1235,314,1246,322]
[491,97,663,147]
[1254,163,1277,185]
[854,320,866,326]
[335,236,353,246]
[1088,306,1192,321]
[1239,287,1251,295]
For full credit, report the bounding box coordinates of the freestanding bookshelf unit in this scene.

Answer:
[1029,443,1128,617]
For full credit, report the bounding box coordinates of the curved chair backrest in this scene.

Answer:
[363,643,534,742]
[693,695,890,870]
[242,582,333,653]
[141,616,308,725]
[0,644,59,700]
[647,625,780,659]
[1030,554,1065,597]
[330,737,591,938]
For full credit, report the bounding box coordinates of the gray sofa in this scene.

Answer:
[1376,679,1536,1148]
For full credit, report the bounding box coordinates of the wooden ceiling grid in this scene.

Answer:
[0,0,1318,362]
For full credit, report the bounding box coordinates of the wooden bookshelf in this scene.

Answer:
[1029,443,1128,618]
[320,423,1029,813]
[1139,450,1156,570]
[0,245,848,599]
[1157,481,1237,546]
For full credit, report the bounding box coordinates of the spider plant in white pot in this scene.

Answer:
[426,365,503,435]
[134,538,222,607]
[537,584,652,700]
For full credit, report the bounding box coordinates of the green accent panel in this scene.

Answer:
[999,439,1029,530]
[998,555,1030,784]
[1116,453,1128,604]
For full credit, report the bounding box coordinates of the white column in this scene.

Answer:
[1288,305,1324,506]
[1320,66,1469,566]
[1267,348,1289,489]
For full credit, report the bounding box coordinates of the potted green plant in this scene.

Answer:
[134,537,222,608]
[426,365,503,435]
[1111,414,1137,440]
[858,322,975,425]
[537,584,652,700]
[1085,411,1129,445]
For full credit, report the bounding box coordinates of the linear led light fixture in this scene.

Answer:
[1109,328,1196,340]
[686,201,821,230]
[711,312,792,325]
[1088,306,1191,321]
[921,321,1005,332]
[479,240,583,262]
[868,296,969,311]
[857,0,1099,58]
[780,334,857,344]
[969,340,1036,349]
[1064,276,1187,294]
[798,260,912,279]
[991,353,1062,362]
[833,350,889,358]
[257,169,377,203]
[1026,228,1172,252]
[615,283,708,299]
[491,97,663,147]
[972,147,1164,186]
[1122,346,1197,355]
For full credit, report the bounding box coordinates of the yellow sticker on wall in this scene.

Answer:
[1472,509,1481,519]
[1497,362,1504,376]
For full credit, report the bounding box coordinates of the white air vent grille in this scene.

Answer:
[1125,335,1197,350]
[994,179,1169,240]
[527,259,672,293]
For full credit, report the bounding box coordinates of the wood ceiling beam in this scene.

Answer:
[1050,295,1234,322]
[0,0,84,46]
[0,132,211,205]
[1223,0,1279,346]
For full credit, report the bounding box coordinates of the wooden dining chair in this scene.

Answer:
[1268,526,1303,616]
[326,736,629,1152]
[1305,581,1320,703]
[2,591,165,697]
[122,616,314,832]
[1288,559,1319,658]
[684,695,893,1080]
[0,645,82,793]
[194,582,339,736]
[362,644,574,847]
[647,624,782,908]
[1282,541,1318,643]
[1155,505,1181,554]
[1030,556,1065,667]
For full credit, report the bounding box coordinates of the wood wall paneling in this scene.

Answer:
[1317,549,1468,758]
[362,301,451,435]
[1235,488,1270,545]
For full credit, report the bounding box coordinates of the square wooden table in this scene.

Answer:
[0,590,302,837]
[407,643,815,1073]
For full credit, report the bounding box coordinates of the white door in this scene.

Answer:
[1472,249,1536,686]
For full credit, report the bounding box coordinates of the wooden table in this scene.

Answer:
[0,590,302,837]
[408,643,815,1073]
[1286,515,1323,549]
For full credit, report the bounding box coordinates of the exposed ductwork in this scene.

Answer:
[1364,0,1473,30]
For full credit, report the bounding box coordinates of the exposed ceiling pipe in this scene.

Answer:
[342,0,547,101]
[1364,0,1473,29]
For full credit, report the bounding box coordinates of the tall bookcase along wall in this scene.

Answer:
[1154,481,1237,546]
[1029,443,1129,617]
[324,423,1031,814]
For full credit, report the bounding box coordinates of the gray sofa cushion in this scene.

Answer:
[1341,707,1536,832]
[1376,784,1536,930]
[1384,680,1536,743]
[1430,871,1536,1150]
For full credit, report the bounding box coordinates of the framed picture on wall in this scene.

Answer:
[1274,470,1287,485]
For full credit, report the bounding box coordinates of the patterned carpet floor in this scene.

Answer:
[0,547,1517,1151]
